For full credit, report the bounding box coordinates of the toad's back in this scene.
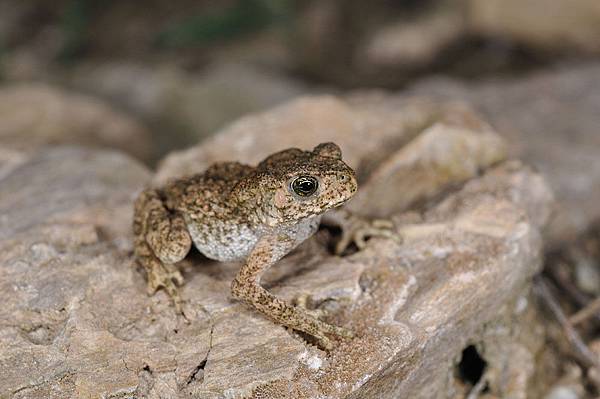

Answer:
[163,161,260,262]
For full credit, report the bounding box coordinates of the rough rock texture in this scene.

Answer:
[407,62,600,246]
[0,97,557,397]
[0,145,554,398]
[0,83,153,162]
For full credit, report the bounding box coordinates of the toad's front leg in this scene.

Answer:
[322,208,402,255]
[133,188,192,313]
[230,234,353,350]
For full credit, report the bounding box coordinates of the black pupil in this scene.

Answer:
[292,176,318,196]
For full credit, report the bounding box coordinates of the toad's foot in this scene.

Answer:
[334,216,402,255]
[292,293,326,319]
[146,262,185,314]
[292,294,353,350]
[319,320,354,340]
[303,317,354,351]
[292,294,354,350]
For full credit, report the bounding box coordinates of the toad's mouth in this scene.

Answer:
[332,198,351,208]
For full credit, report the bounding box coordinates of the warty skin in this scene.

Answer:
[133,142,357,349]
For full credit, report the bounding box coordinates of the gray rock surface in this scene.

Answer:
[3,60,309,159]
[408,62,600,246]
[0,96,555,398]
[0,83,153,162]
[69,62,308,141]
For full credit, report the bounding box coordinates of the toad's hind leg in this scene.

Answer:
[133,188,192,312]
[230,235,353,350]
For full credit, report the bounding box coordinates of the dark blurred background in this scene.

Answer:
[1,0,599,164]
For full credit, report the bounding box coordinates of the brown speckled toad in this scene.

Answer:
[133,143,361,349]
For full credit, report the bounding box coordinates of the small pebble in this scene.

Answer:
[545,386,580,399]
[574,254,600,295]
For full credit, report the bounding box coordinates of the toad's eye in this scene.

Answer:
[291,176,319,197]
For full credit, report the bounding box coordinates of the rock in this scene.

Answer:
[0,147,28,181]
[543,363,586,399]
[573,254,600,296]
[158,94,512,221]
[57,61,308,157]
[0,83,153,162]
[0,144,554,398]
[4,96,555,397]
[345,107,507,218]
[358,6,465,70]
[408,61,600,247]
[545,387,581,399]
[567,222,600,296]
[164,63,309,147]
[20,61,308,160]
[156,95,508,220]
[0,93,556,397]
[469,0,600,53]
